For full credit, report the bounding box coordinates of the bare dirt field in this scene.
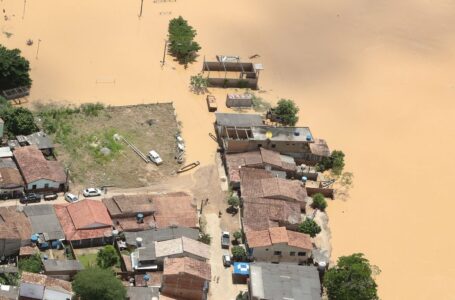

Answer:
[36,103,182,189]
[2,0,455,298]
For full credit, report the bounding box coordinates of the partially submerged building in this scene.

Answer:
[103,192,198,231]
[245,227,313,264]
[54,200,113,248]
[225,148,296,188]
[0,158,24,199]
[13,146,67,192]
[161,257,211,300]
[248,263,321,300]
[19,272,73,300]
[0,206,32,257]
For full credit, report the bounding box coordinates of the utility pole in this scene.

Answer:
[22,0,27,20]
[161,39,168,68]
[139,0,144,17]
[35,39,41,59]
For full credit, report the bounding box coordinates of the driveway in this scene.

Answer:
[206,213,247,300]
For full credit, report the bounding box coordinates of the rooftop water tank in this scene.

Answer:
[136,213,144,223]
[143,274,150,282]
[31,234,38,243]
[306,133,312,141]
[136,237,143,248]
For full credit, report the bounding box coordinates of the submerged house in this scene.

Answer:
[13,146,67,192]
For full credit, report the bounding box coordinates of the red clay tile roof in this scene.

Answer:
[21,272,72,293]
[14,146,66,184]
[259,148,282,167]
[0,206,31,240]
[268,227,289,244]
[242,198,301,232]
[0,167,23,188]
[309,139,330,157]
[163,257,211,281]
[242,177,307,203]
[102,194,154,217]
[287,230,313,250]
[246,227,313,251]
[152,193,198,228]
[54,200,113,241]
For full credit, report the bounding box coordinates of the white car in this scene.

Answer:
[148,150,163,165]
[83,188,102,197]
[64,193,79,203]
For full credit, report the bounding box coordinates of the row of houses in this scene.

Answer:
[216,113,331,300]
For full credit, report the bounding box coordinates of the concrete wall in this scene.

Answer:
[225,139,311,155]
[250,243,311,264]
[27,179,67,192]
[162,274,207,300]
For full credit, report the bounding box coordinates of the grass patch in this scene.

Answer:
[251,93,271,112]
[78,253,98,269]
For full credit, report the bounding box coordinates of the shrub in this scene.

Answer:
[227,194,240,208]
[190,74,208,94]
[198,233,212,245]
[233,231,242,242]
[273,99,299,126]
[311,193,327,211]
[298,219,321,238]
[317,150,345,175]
[96,245,119,269]
[18,254,43,273]
[231,246,247,261]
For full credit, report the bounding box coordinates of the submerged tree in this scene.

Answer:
[324,253,380,300]
[311,193,327,211]
[0,44,32,90]
[317,150,346,176]
[273,99,299,126]
[168,16,201,65]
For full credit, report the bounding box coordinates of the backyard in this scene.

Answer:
[34,102,182,189]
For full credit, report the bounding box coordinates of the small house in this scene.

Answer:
[19,272,73,300]
[0,207,32,257]
[0,158,24,199]
[226,93,253,108]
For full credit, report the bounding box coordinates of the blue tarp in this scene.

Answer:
[233,262,250,276]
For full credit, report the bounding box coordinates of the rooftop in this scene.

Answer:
[249,263,321,300]
[25,131,54,150]
[23,205,65,241]
[246,227,312,250]
[126,287,160,300]
[309,139,330,157]
[20,271,72,293]
[163,257,211,281]
[215,113,263,127]
[251,126,313,142]
[0,159,23,189]
[13,146,66,184]
[242,197,302,232]
[0,206,31,240]
[0,284,19,300]
[54,200,113,241]
[241,177,307,203]
[102,194,154,217]
[155,237,210,260]
[43,259,84,272]
[124,227,199,247]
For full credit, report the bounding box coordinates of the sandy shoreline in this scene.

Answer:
[2,0,455,298]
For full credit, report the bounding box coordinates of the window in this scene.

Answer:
[290,252,296,256]
[32,185,37,190]
[44,183,49,189]
[257,144,262,148]
[274,251,282,255]
[271,144,276,148]
[265,248,269,251]
[298,252,306,256]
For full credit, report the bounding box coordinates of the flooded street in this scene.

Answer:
[2,0,455,298]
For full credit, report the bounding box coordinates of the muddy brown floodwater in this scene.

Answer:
[2,0,455,298]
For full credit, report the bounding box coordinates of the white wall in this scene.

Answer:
[27,179,60,190]
[251,243,311,264]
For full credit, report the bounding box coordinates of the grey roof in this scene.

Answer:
[0,284,19,300]
[23,205,65,240]
[126,287,160,300]
[215,113,263,127]
[249,263,321,300]
[251,126,313,142]
[0,158,17,169]
[138,246,156,261]
[25,132,54,150]
[125,227,199,247]
[43,259,84,272]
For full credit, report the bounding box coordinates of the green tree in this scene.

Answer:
[317,150,346,176]
[227,194,240,208]
[0,106,38,137]
[96,245,119,269]
[231,246,247,261]
[18,254,43,273]
[233,231,242,243]
[73,268,126,300]
[236,291,249,300]
[324,253,380,300]
[198,233,212,245]
[273,99,299,126]
[311,193,327,211]
[168,16,201,65]
[190,74,208,94]
[298,219,321,238]
[0,273,19,286]
[0,45,32,90]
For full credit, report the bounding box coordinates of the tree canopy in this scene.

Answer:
[96,245,119,269]
[311,193,327,211]
[18,254,43,273]
[0,105,38,137]
[298,218,321,238]
[0,44,32,90]
[273,99,299,126]
[324,253,380,300]
[317,150,346,175]
[227,194,240,208]
[231,246,247,261]
[168,16,201,65]
[72,268,126,300]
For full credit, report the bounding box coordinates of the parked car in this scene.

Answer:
[83,188,102,197]
[43,193,58,201]
[221,231,230,249]
[64,193,78,203]
[148,150,163,165]
[20,193,41,204]
[222,254,231,267]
